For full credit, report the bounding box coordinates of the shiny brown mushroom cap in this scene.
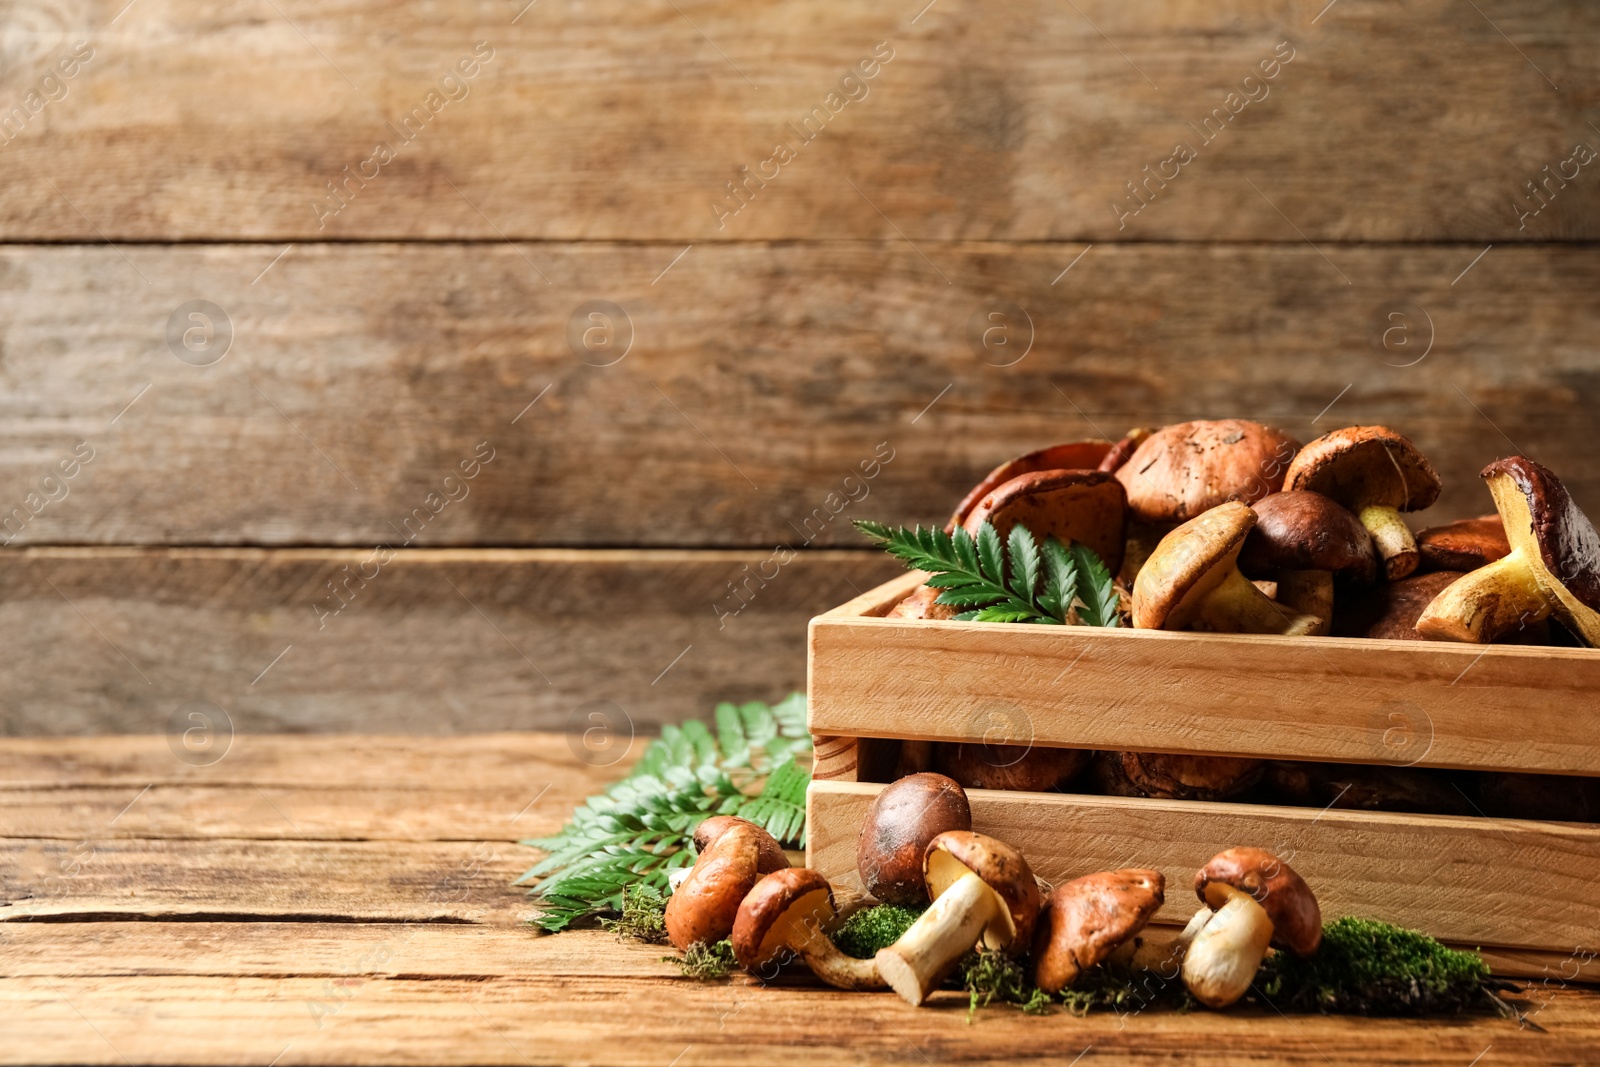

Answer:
[1098,751,1264,801]
[665,822,769,950]
[1131,501,1256,630]
[1238,490,1378,582]
[1483,456,1600,622]
[961,468,1129,577]
[1195,846,1322,957]
[924,830,1042,950]
[1115,419,1302,524]
[949,440,1115,530]
[1417,515,1511,573]
[1098,427,1157,474]
[1283,426,1441,512]
[857,773,972,906]
[1033,869,1166,993]
[731,867,837,970]
[693,816,792,874]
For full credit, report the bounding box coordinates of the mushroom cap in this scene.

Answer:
[1238,491,1378,582]
[1115,419,1302,524]
[731,867,837,970]
[1033,868,1166,993]
[1483,456,1600,640]
[693,816,792,874]
[665,823,769,950]
[1332,571,1458,639]
[961,468,1129,577]
[934,743,1089,793]
[857,773,972,906]
[1195,847,1322,957]
[1262,760,1474,817]
[1132,501,1256,630]
[1098,427,1157,474]
[949,440,1114,530]
[1417,515,1510,572]
[924,830,1042,950]
[1099,751,1263,800]
[1284,426,1441,512]
[885,583,960,621]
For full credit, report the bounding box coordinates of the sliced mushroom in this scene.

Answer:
[874,831,1041,1006]
[1032,868,1165,993]
[961,468,1129,576]
[1115,419,1302,525]
[1238,491,1378,635]
[732,868,887,989]
[1416,457,1600,646]
[1094,750,1263,801]
[933,742,1089,793]
[1133,501,1321,636]
[666,820,789,950]
[1284,426,1441,581]
[1417,515,1510,573]
[856,773,972,907]
[948,440,1115,531]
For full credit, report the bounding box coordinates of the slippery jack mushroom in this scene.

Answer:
[947,440,1115,532]
[1032,868,1165,994]
[1416,515,1510,573]
[961,467,1130,576]
[1284,426,1441,581]
[933,742,1089,794]
[731,868,887,990]
[1238,490,1378,636]
[1133,501,1321,636]
[1182,847,1321,1008]
[1093,750,1264,802]
[856,773,972,907]
[664,818,790,950]
[1416,456,1600,646]
[874,831,1041,1006]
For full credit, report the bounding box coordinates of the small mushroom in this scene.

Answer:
[694,815,793,873]
[665,820,788,950]
[1032,868,1165,993]
[961,468,1129,576]
[933,742,1089,793]
[731,868,887,990]
[1284,426,1441,581]
[856,773,972,907]
[1132,501,1321,635]
[1238,491,1378,635]
[1115,419,1302,524]
[1094,750,1263,801]
[1182,847,1320,1008]
[1417,515,1510,573]
[1179,882,1274,1008]
[1097,427,1157,474]
[948,440,1115,531]
[874,831,1041,1006]
[1416,457,1600,646]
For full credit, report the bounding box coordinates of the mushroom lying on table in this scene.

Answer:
[857,773,972,907]
[1284,426,1441,581]
[1416,456,1600,646]
[874,831,1041,1006]
[1032,868,1165,993]
[1182,847,1321,1008]
[732,868,887,990]
[664,818,789,950]
[1238,490,1377,635]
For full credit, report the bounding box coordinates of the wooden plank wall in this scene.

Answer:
[1,0,1596,733]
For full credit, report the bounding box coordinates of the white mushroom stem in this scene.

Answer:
[1359,504,1419,580]
[1181,887,1275,1008]
[874,870,997,1007]
[787,919,888,991]
[1416,547,1551,643]
[1192,568,1322,637]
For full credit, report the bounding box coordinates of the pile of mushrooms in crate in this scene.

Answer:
[869,420,1600,823]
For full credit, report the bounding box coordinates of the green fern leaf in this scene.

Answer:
[1007,525,1041,611]
[1069,541,1121,627]
[976,521,1005,584]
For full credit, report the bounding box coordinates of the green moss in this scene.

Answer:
[1255,917,1490,1015]
[830,904,924,959]
[1057,967,1194,1016]
[957,949,1053,1019]
[666,939,739,980]
[599,883,668,944]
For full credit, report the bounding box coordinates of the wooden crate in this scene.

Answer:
[806,571,1600,981]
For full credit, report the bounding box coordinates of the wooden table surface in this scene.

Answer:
[4,733,1598,1066]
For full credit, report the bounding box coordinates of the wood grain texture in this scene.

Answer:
[2,242,1598,548]
[5,733,1598,1066]
[3,1,1599,241]
[0,547,896,735]
[807,779,1600,979]
[810,574,1600,776]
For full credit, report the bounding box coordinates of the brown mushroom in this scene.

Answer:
[1283,426,1441,581]
[885,583,959,621]
[874,831,1041,1006]
[1261,760,1475,816]
[693,816,793,874]
[856,773,972,907]
[1416,457,1600,646]
[1115,419,1302,525]
[933,742,1089,793]
[1182,848,1320,1008]
[1032,868,1165,993]
[666,820,787,950]
[1417,515,1510,573]
[949,440,1114,531]
[1238,491,1378,634]
[1132,501,1321,635]
[1094,750,1263,801]
[1332,571,1461,640]
[961,468,1129,576]
[1097,427,1157,474]
[1195,847,1321,957]
[1179,882,1275,1008]
[731,868,886,989]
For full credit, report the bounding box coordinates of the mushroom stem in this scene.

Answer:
[790,919,889,991]
[1180,887,1275,1008]
[1194,568,1322,636]
[1415,547,1550,643]
[1359,504,1420,580]
[1274,570,1333,635]
[874,870,995,1006]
